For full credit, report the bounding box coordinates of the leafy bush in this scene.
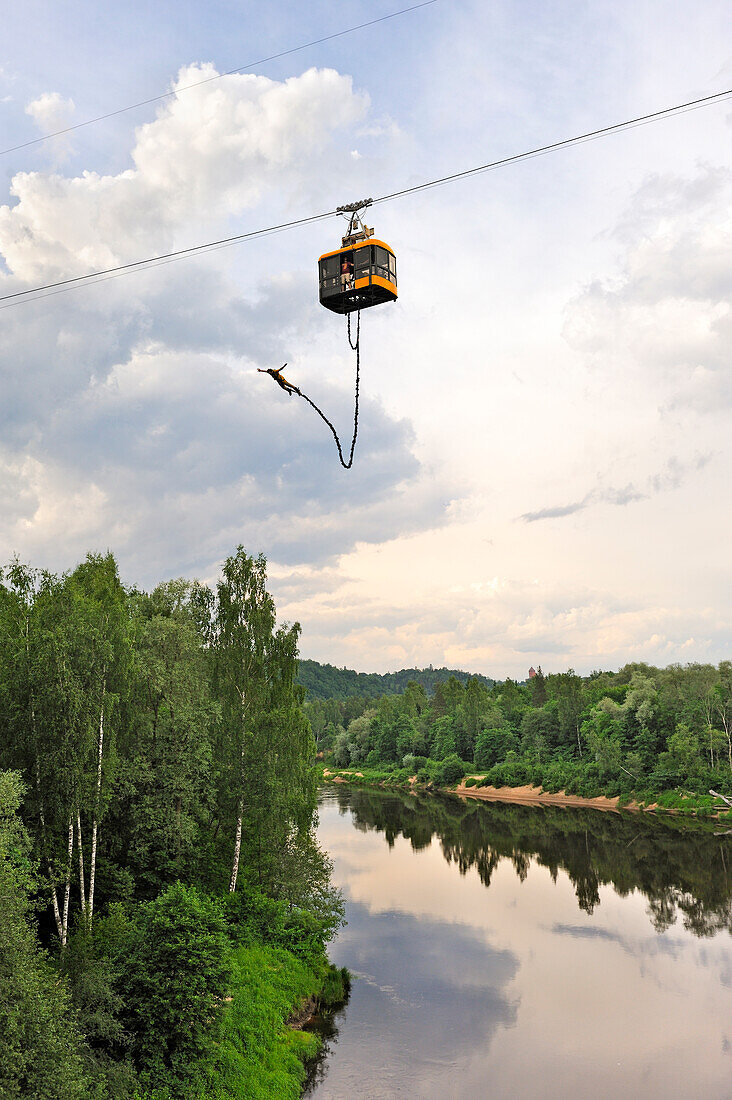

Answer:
[224,886,328,961]
[402,754,428,772]
[434,754,467,786]
[279,910,327,961]
[319,965,351,1010]
[118,883,231,1096]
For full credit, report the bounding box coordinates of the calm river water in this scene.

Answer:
[305,785,732,1099]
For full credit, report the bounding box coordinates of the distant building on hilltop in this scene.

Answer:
[528,666,537,679]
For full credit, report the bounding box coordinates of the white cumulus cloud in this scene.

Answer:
[0,64,449,587]
[25,90,75,132]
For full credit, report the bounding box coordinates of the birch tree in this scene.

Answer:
[66,553,129,929]
[211,548,316,894]
[0,563,69,940]
[30,571,97,946]
[716,660,732,772]
[115,580,215,896]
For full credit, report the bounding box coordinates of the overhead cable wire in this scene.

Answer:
[2,85,731,309]
[0,1,438,158]
[0,210,338,305]
[374,86,732,204]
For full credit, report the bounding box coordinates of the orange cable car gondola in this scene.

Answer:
[318,198,397,315]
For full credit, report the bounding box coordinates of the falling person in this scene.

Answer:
[257,363,301,397]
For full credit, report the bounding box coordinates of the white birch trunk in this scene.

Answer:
[229,798,243,893]
[87,691,105,926]
[703,698,716,769]
[34,747,63,939]
[76,810,86,917]
[61,816,74,948]
[50,878,63,939]
[230,690,247,893]
[718,708,732,772]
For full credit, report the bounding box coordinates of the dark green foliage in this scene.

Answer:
[222,884,339,961]
[298,659,494,701]
[474,706,515,769]
[111,581,216,899]
[319,661,732,809]
[0,771,96,1100]
[0,548,341,1100]
[118,883,231,1094]
[59,925,135,1098]
[433,754,467,786]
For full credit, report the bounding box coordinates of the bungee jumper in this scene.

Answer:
[257,364,300,397]
[258,199,397,470]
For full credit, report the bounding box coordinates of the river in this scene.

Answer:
[304,785,732,1099]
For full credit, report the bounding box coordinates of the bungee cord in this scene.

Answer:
[259,311,362,470]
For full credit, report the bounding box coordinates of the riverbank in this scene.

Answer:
[167,944,349,1100]
[454,781,626,811]
[320,766,732,821]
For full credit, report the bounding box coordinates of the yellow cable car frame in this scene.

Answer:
[318,199,398,315]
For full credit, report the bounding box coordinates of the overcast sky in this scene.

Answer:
[1,0,730,677]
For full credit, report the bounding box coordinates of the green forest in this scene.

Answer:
[0,548,346,1100]
[309,661,732,811]
[3,548,731,1100]
[298,660,494,700]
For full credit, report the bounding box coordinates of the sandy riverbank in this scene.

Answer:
[454,781,641,812]
[323,770,634,811]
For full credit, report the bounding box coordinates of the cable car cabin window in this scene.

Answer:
[320,255,340,297]
[388,252,396,280]
[354,247,370,278]
[374,245,392,283]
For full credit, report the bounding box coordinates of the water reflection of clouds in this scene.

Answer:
[312,901,519,1099]
[313,791,732,1099]
[550,922,687,960]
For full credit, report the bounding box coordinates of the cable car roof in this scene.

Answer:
[318,238,395,262]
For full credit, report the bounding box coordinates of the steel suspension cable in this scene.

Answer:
[0,1,438,158]
[2,85,732,308]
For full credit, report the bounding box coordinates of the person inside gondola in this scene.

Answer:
[340,252,354,291]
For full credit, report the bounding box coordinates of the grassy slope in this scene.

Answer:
[132,943,326,1100]
[197,942,322,1100]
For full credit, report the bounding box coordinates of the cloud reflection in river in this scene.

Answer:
[305,902,519,1098]
[308,787,732,1099]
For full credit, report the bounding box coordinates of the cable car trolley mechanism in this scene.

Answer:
[318,199,397,315]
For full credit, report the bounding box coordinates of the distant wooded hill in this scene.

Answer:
[298,659,494,700]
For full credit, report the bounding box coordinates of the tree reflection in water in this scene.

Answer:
[334,786,732,937]
[302,997,349,1096]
